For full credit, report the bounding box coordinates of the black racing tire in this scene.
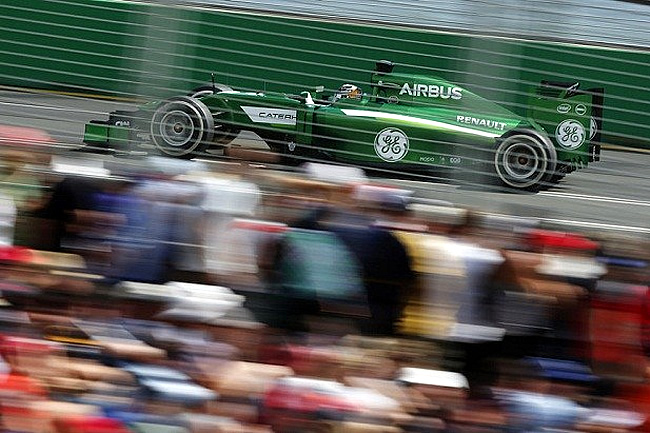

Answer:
[493,131,557,191]
[150,96,214,159]
[187,83,233,98]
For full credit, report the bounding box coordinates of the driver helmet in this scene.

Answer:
[335,84,362,101]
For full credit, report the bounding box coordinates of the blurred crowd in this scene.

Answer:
[0,136,648,433]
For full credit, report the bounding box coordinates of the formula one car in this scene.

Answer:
[84,60,603,190]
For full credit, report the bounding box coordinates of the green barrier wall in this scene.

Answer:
[1,0,649,148]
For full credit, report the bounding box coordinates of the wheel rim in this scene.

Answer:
[150,97,213,157]
[495,134,548,189]
[158,110,195,147]
[502,142,541,180]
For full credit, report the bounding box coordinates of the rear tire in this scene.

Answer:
[150,96,214,159]
[493,132,556,191]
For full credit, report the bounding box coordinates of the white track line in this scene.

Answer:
[539,191,650,207]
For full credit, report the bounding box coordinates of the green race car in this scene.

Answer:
[84,60,603,190]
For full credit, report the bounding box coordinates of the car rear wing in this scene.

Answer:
[528,81,604,164]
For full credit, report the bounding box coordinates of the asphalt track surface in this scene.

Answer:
[1,89,648,235]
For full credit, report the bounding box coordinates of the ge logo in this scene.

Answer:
[374,127,409,162]
[555,119,586,150]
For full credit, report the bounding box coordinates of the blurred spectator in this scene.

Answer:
[524,230,600,363]
[389,213,466,339]
[208,218,287,291]
[0,149,46,247]
[260,183,413,336]
[0,149,45,213]
[369,193,471,341]
[306,187,413,336]
[0,192,15,246]
[260,207,366,335]
[497,359,591,433]
[193,170,261,283]
[102,176,202,284]
[445,212,506,400]
[162,180,206,283]
[589,256,648,382]
[452,212,505,328]
[36,175,105,252]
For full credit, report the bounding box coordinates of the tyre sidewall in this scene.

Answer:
[494,131,556,191]
[150,96,214,158]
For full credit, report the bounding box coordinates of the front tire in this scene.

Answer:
[150,96,214,159]
[494,132,556,191]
